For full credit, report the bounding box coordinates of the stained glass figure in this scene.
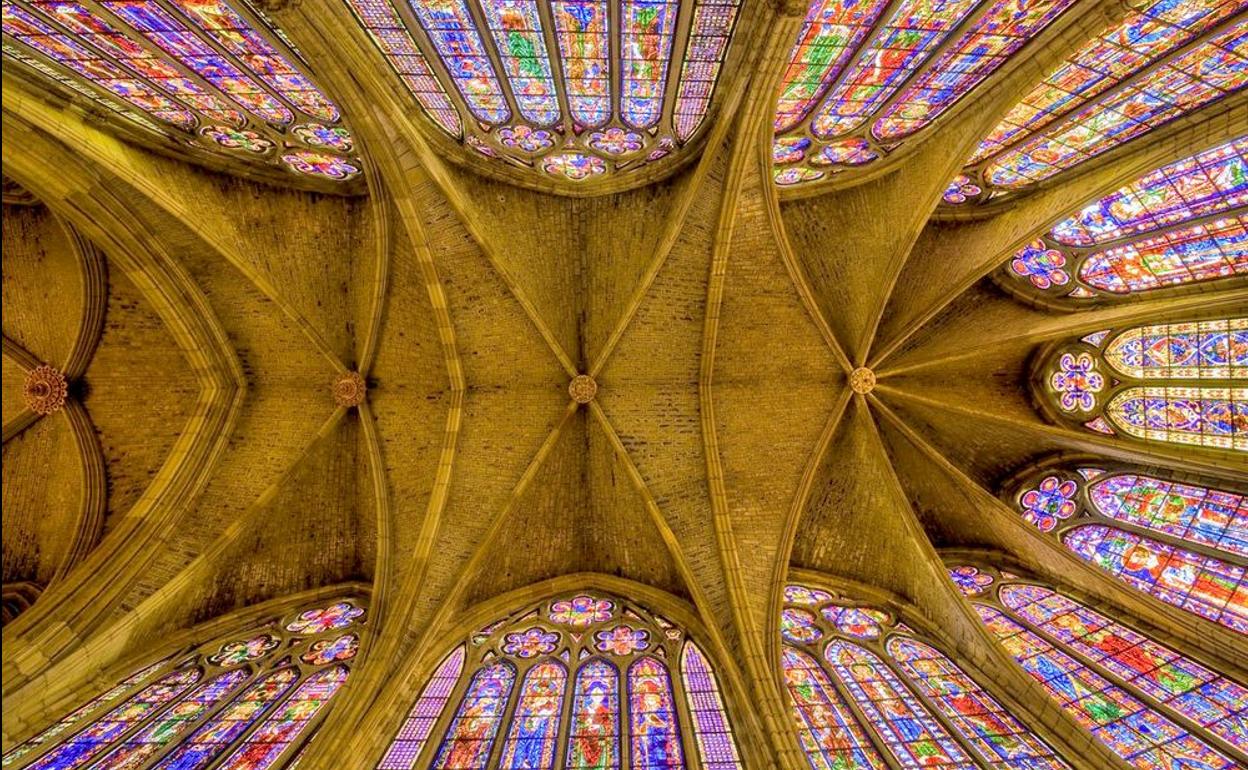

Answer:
[1087,472,1247,558]
[1038,319,1247,450]
[566,659,620,769]
[780,582,1070,769]
[2,0,359,182]
[964,1,1248,196]
[7,596,363,770]
[976,603,1237,770]
[1,658,170,767]
[378,592,744,770]
[431,661,516,769]
[217,665,350,770]
[87,668,250,770]
[151,668,299,770]
[344,0,739,183]
[1063,525,1246,633]
[771,0,1078,187]
[26,669,203,770]
[1010,463,1247,634]
[1000,584,1248,752]
[377,647,467,770]
[888,637,1071,769]
[628,657,683,769]
[499,661,566,770]
[781,646,887,770]
[825,641,976,767]
[679,642,742,770]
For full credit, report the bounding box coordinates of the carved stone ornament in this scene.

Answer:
[849,367,876,395]
[23,365,69,415]
[332,371,367,407]
[569,374,598,405]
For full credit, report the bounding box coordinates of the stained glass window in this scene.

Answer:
[376,592,743,770]
[1011,463,1247,634]
[779,582,1071,770]
[1,0,360,182]
[1037,318,1247,450]
[955,564,1245,770]
[679,642,742,770]
[953,0,1248,200]
[3,597,366,770]
[888,637,1073,768]
[1000,583,1248,752]
[771,0,1078,188]
[1064,526,1247,633]
[343,0,740,184]
[1002,138,1248,299]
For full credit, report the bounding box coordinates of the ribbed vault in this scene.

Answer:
[2,1,1245,768]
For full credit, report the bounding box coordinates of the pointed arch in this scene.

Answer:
[950,562,1248,768]
[2,596,367,770]
[1032,318,1246,450]
[779,581,1074,769]
[374,590,747,770]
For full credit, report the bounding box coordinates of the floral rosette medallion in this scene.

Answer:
[1019,475,1079,532]
[594,625,649,655]
[1050,352,1104,412]
[502,627,560,658]
[209,634,280,666]
[948,566,995,596]
[300,634,360,665]
[779,608,823,644]
[286,601,365,634]
[549,595,615,628]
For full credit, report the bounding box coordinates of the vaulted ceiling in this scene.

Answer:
[2,0,1245,767]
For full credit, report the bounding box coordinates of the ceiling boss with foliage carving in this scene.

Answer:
[2,0,1246,769]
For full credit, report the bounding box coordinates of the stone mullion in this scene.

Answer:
[1045,204,1248,258]
[658,0,693,134]
[2,2,220,129]
[1,657,188,768]
[144,0,307,123]
[976,10,1248,172]
[607,0,621,126]
[991,595,1248,767]
[809,644,909,770]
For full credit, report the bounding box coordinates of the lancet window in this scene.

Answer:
[952,564,1248,769]
[1035,318,1246,450]
[771,0,1078,188]
[1007,463,1246,634]
[1,0,361,182]
[779,582,1071,769]
[1001,137,1247,301]
[344,0,741,186]
[375,591,743,770]
[1,598,366,770]
[949,0,1248,203]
